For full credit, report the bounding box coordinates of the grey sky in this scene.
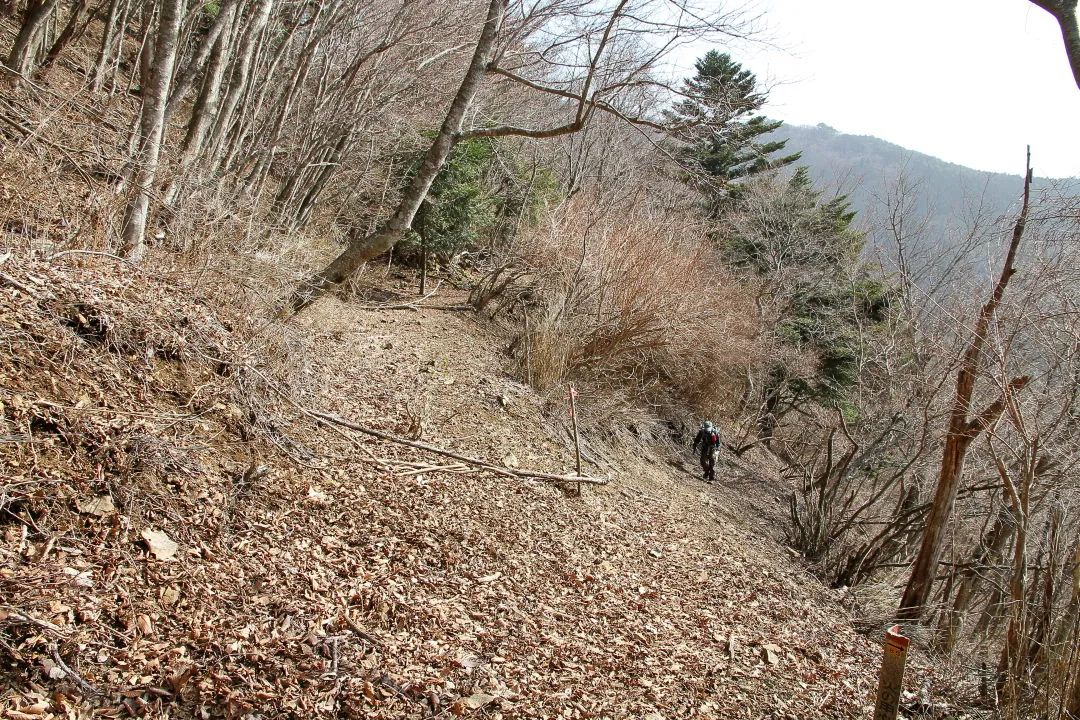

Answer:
[735,0,1080,178]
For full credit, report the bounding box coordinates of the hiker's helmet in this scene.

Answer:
[704,421,714,431]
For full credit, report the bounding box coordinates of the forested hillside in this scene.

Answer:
[771,123,1076,250]
[1,0,1080,718]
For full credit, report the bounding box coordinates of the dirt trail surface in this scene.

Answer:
[1,258,881,718]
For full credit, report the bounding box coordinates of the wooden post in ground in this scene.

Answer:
[568,384,581,495]
[419,235,427,296]
[873,625,910,720]
[519,296,532,386]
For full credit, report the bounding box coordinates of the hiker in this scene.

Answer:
[692,421,722,482]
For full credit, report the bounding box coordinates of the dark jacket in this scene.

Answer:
[693,426,721,453]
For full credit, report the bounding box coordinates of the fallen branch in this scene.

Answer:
[247,366,606,485]
[356,281,443,311]
[308,410,608,485]
[0,606,67,636]
[358,303,473,312]
[45,250,170,280]
[337,602,383,648]
[50,643,99,696]
[397,462,474,477]
[0,270,40,298]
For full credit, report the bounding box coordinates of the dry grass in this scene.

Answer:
[500,194,767,431]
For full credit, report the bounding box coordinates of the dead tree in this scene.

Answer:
[896,151,1035,622]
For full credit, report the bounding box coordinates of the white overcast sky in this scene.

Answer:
[720,0,1080,178]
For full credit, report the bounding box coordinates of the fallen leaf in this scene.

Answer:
[15,698,49,716]
[76,494,116,517]
[141,529,178,561]
[62,567,93,587]
[6,710,43,720]
[463,693,496,709]
[456,652,480,669]
[168,664,194,694]
[41,658,65,680]
[762,644,782,665]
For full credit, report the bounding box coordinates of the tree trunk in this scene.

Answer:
[282,0,507,315]
[6,0,63,75]
[1029,0,1080,90]
[119,0,184,260]
[204,0,273,171]
[1064,537,1080,718]
[216,1,307,176]
[107,0,130,93]
[935,503,1016,653]
[419,201,428,295]
[276,127,351,229]
[243,7,336,199]
[90,0,122,90]
[136,1,155,92]
[896,156,1033,622]
[162,0,238,124]
[40,0,88,68]
[997,500,1029,703]
[165,6,233,203]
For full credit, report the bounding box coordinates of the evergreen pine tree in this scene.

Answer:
[667,51,801,204]
[722,168,892,439]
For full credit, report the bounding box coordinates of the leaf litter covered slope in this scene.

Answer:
[0,258,879,718]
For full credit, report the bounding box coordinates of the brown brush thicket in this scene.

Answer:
[484,192,767,431]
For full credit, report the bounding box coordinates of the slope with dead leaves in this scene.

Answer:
[0,255,889,719]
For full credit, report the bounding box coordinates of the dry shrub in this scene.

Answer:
[511,195,766,423]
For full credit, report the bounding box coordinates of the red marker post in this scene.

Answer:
[873,625,910,720]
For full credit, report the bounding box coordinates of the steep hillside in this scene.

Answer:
[0,254,911,718]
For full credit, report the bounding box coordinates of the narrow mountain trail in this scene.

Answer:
[1,259,886,718]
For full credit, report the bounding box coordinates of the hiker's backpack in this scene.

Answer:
[708,429,719,446]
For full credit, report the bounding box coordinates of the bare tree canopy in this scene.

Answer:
[281,0,761,313]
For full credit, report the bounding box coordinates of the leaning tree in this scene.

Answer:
[282,0,762,314]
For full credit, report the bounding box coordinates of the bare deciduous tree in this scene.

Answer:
[120,0,186,260]
[282,0,757,314]
[896,154,1035,622]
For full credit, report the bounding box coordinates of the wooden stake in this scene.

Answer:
[519,296,532,386]
[419,239,427,295]
[568,384,581,495]
[873,625,910,720]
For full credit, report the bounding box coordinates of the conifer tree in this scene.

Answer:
[722,168,890,439]
[667,51,800,207]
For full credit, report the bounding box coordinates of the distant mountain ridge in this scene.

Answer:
[767,123,1070,241]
